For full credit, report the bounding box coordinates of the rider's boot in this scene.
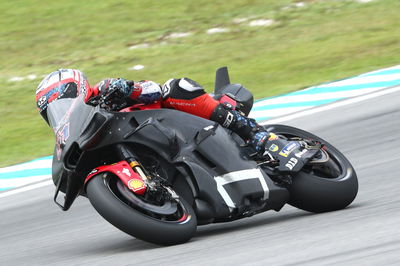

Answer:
[210,104,271,154]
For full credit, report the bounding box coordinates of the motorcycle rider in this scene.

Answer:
[36,69,274,155]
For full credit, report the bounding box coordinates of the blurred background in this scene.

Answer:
[0,0,399,167]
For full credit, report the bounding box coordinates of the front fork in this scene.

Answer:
[115,145,178,199]
[85,144,153,195]
[116,144,151,183]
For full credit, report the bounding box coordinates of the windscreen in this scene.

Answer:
[46,96,84,131]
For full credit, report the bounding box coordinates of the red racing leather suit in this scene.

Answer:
[86,77,271,153]
[87,78,219,119]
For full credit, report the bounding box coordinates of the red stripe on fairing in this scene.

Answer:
[36,78,76,100]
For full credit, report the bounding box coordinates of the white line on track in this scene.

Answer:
[261,85,400,125]
[0,180,53,199]
[252,87,385,107]
[359,65,400,76]
[316,73,400,88]
[251,106,314,118]
[0,175,51,188]
[1,85,400,199]
[0,159,52,173]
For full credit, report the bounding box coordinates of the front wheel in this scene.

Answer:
[264,124,358,213]
[86,172,197,245]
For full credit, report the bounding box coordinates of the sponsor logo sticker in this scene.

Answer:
[279,142,299,157]
[269,144,279,152]
[128,179,146,192]
[89,168,98,175]
[122,168,132,177]
[268,133,279,141]
[285,157,298,170]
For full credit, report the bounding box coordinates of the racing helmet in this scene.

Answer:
[36,69,90,124]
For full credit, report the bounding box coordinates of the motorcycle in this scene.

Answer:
[47,67,358,245]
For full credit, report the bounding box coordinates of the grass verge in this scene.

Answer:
[0,0,399,166]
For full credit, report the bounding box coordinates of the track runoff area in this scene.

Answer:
[1,64,400,196]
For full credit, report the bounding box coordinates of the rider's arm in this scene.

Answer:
[85,78,163,106]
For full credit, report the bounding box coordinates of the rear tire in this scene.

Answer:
[265,124,358,213]
[86,173,197,245]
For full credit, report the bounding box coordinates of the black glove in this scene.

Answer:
[103,78,134,100]
[102,78,134,110]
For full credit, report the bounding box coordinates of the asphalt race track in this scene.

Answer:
[1,88,399,265]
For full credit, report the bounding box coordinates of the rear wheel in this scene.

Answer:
[86,172,197,245]
[264,124,358,213]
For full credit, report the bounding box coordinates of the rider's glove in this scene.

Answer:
[106,78,134,99]
[102,78,135,109]
[251,131,271,153]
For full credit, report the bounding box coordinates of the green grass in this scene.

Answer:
[0,0,399,166]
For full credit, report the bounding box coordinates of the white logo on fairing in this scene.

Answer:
[285,158,298,170]
[122,168,131,177]
[204,125,214,131]
[295,149,308,158]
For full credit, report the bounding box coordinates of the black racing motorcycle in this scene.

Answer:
[48,67,358,245]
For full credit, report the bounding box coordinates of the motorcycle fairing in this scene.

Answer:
[48,97,289,217]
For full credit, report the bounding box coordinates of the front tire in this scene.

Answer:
[265,124,358,213]
[86,173,197,245]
